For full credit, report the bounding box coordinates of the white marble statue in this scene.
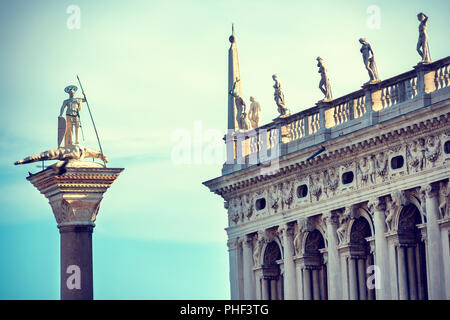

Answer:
[229,78,250,130]
[317,57,332,101]
[417,12,431,64]
[248,96,261,129]
[272,74,289,116]
[359,38,380,84]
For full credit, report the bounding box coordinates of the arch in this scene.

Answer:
[302,229,328,300]
[263,241,282,265]
[261,240,283,300]
[304,230,325,254]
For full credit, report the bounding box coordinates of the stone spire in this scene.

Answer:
[228,24,242,130]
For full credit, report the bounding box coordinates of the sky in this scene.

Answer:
[0,0,448,299]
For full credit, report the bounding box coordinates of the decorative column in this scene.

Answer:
[407,246,418,300]
[397,245,409,300]
[278,224,297,299]
[368,197,391,299]
[312,269,321,300]
[303,268,312,300]
[227,238,240,300]
[357,258,367,300]
[270,279,277,300]
[323,211,342,299]
[27,161,123,300]
[262,279,269,300]
[348,257,358,300]
[421,184,445,299]
[242,235,256,299]
[295,260,304,299]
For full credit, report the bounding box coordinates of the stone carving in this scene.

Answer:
[14,145,108,165]
[316,57,332,101]
[269,184,281,213]
[253,232,265,267]
[375,152,388,181]
[293,218,313,255]
[336,210,351,245]
[425,135,441,166]
[309,172,322,201]
[59,85,86,147]
[242,193,254,220]
[248,96,261,129]
[407,139,426,172]
[359,38,380,84]
[357,157,372,186]
[50,198,101,226]
[229,78,250,130]
[281,181,294,210]
[386,190,408,231]
[416,12,431,64]
[228,197,241,225]
[325,168,339,196]
[272,74,289,116]
[438,181,449,219]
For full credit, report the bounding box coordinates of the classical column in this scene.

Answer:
[262,279,269,300]
[312,269,321,300]
[407,246,418,300]
[278,224,297,299]
[242,235,256,299]
[369,197,391,299]
[295,261,304,300]
[415,244,425,300]
[348,257,358,300]
[357,258,367,300]
[270,279,277,300]
[27,161,123,300]
[303,268,312,300]
[323,212,342,299]
[397,245,409,300]
[422,184,445,299]
[227,238,240,300]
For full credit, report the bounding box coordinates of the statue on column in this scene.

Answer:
[272,74,289,116]
[229,78,250,130]
[316,57,332,101]
[417,12,431,64]
[359,38,380,84]
[248,96,261,129]
[59,85,86,147]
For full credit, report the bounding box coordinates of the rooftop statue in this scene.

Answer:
[417,12,431,64]
[317,57,332,101]
[272,74,289,117]
[248,96,261,129]
[359,38,380,84]
[229,78,250,130]
[15,82,107,167]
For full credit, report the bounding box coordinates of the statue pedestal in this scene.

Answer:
[27,160,123,300]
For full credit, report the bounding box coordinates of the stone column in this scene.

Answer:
[369,197,391,299]
[227,238,240,300]
[242,235,256,299]
[357,258,367,300]
[422,184,445,299]
[303,268,312,300]
[270,279,277,300]
[397,245,409,300]
[407,246,418,300]
[348,257,358,300]
[323,212,342,299]
[295,261,304,300]
[278,224,297,299]
[312,269,321,300]
[262,279,269,300]
[27,161,123,300]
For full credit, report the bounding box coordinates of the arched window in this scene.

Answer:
[261,242,283,300]
[302,230,327,300]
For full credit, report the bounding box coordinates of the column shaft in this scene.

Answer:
[373,208,391,299]
[262,279,269,300]
[348,258,358,300]
[407,246,418,300]
[59,225,94,300]
[357,258,367,300]
[270,279,277,300]
[281,226,297,300]
[303,269,312,300]
[242,238,256,299]
[325,214,342,299]
[398,246,409,300]
[312,269,321,300]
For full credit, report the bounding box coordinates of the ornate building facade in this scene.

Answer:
[203,29,450,300]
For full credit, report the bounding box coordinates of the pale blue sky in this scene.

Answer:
[0,0,448,299]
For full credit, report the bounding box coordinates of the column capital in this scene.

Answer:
[27,162,123,227]
[239,234,254,248]
[368,197,386,215]
[322,211,339,226]
[227,237,239,250]
[420,183,439,199]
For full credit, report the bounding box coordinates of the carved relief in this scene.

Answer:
[242,193,254,220]
[269,184,281,213]
[425,135,441,166]
[336,209,351,245]
[375,152,388,182]
[406,138,425,172]
[253,231,266,267]
[281,181,294,210]
[438,181,449,219]
[357,156,371,187]
[325,168,339,196]
[309,172,322,201]
[228,197,241,226]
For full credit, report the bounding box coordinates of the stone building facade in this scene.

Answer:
[203,31,450,300]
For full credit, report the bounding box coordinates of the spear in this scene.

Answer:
[76,75,106,167]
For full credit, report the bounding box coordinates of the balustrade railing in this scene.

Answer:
[229,56,450,164]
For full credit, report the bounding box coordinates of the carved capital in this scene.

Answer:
[227,238,239,250]
[322,211,339,226]
[368,197,386,215]
[50,198,101,227]
[421,183,439,199]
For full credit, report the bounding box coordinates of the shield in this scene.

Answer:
[58,116,66,147]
